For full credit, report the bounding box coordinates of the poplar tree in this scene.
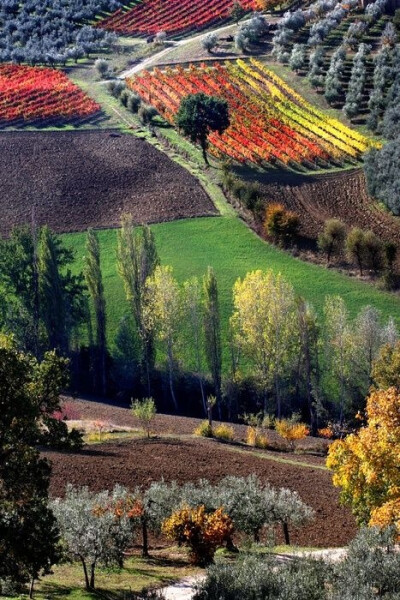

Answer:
[144,266,182,411]
[38,226,66,353]
[203,267,222,412]
[84,229,107,396]
[117,215,159,394]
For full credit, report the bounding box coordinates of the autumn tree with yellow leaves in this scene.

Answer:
[327,387,400,528]
[230,270,298,417]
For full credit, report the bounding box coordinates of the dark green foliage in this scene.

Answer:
[364,140,400,215]
[203,267,222,407]
[85,229,107,396]
[175,93,230,164]
[0,339,74,588]
[230,0,246,24]
[0,225,86,356]
[346,228,367,275]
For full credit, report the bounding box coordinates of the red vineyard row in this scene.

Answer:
[0,64,100,124]
[98,0,258,36]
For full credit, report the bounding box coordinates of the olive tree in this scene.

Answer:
[52,485,137,590]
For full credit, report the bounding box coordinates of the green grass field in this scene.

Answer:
[63,215,400,365]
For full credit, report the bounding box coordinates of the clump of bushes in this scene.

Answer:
[264,203,299,245]
[214,424,234,441]
[162,505,233,566]
[107,80,143,115]
[194,421,214,438]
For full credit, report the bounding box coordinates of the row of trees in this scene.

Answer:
[1,221,398,424]
[50,475,313,590]
[0,0,119,65]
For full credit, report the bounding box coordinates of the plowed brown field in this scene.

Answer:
[44,397,357,549]
[0,130,216,236]
[253,168,400,245]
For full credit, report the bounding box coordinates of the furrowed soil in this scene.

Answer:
[44,397,357,548]
[246,168,400,245]
[0,130,216,236]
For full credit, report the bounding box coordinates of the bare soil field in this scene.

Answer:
[248,168,400,245]
[0,130,216,236]
[44,397,356,548]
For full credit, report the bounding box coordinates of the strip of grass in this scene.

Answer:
[63,216,400,367]
[10,552,199,600]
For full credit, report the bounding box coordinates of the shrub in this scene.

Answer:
[246,427,268,448]
[162,505,233,566]
[214,424,234,441]
[318,426,334,439]
[264,203,299,245]
[202,33,218,53]
[131,397,157,438]
[138,103,158,126]
[275,419,309,451]
[194,421,214,438]
[127,93,142,114]
[346,227,367,275]
[94,58,111,79]
[317,218,346,263]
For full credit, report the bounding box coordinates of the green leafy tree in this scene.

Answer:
[0,225,85,356]
[131,397,157,438]
[175,93,230,165]
[84,229,107,396]
[0,336,75,594]
[117,216,159,394]
[144,266,182,410]
[230,1,246,24]
[317,219,346,264]
[203,267,222,413]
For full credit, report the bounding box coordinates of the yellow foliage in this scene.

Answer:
[246,426,268,448]
[318,427,334,439]
[214,424,234,441]
[275,420,309,447]
[194,421,213,438]
[327,387,400,528]
[162,505,233,566]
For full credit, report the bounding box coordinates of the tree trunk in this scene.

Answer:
[89,562,96,589]
[253,529,260,543]
[80,556,90,591]
[29,577,35,599]
[226,535,239,553]
[201,141,209,166]
[142,516,149,558]
[282,521,290,545]
[168,348,178,411]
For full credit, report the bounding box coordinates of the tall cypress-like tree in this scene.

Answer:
[38,226,66,353]
[117,215,159,394]
[203,267,222,412]
[84,229,107,396]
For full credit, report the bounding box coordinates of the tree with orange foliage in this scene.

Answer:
[264,203,299,246]
[327,387,400,528]
[275,418,309,451]
[162,505,233,566]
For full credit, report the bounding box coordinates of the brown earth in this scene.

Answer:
[44,397,357,548]
[0,130,216,236]
[242,168,400,246]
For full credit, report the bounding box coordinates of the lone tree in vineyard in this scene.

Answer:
[175,93,230,165]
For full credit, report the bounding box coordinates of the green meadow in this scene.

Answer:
[63,215,400,364]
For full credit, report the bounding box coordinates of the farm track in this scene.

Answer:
[0,130,216,236]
